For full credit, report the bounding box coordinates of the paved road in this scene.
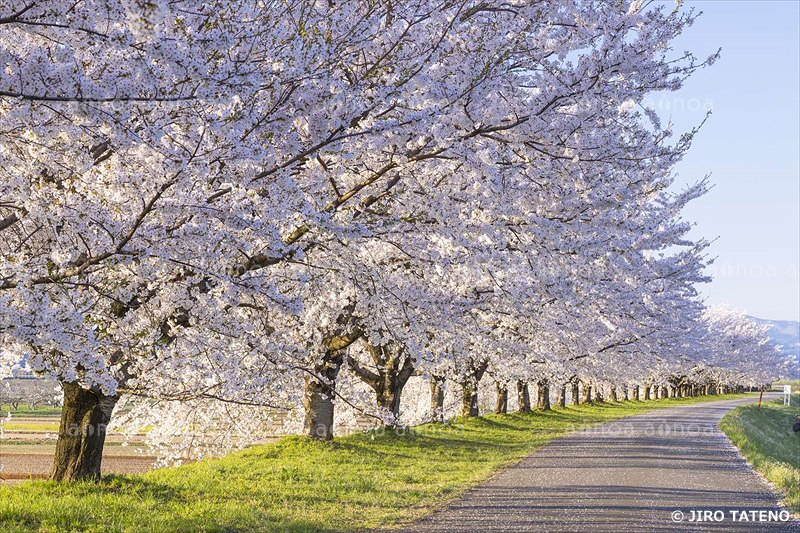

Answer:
[407,395,800,532]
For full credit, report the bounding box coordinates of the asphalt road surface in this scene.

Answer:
[406,395,800,532]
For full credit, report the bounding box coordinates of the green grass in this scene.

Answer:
[720,394,800,513]
[772,381,800,394]
[0,393,752,533]
[0,405,62,418]
[2,423,60,432]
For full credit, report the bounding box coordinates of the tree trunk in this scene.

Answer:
[348,341,415,427]
[376,384,403,420]
[302,349,344,440]
[461,381,478,416]
[460,361,488,417]
[303,321,364,440]
[430,375,445,422]
[536,381,551,410]
[633,385,640,401]
[517,380,531,412]
[581,383,593,404]
[610,386,618,402]
[495,384,508,414]
[556,384,566,408]
[623,385,629,401]
[593,385,603,403]
[644,384,651,400]
[50,381,118,482]
[571,382,580,405]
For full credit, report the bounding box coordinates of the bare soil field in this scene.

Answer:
[1,414,158,483]
[1,413,285,484]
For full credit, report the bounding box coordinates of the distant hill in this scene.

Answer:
[749,316,800,379]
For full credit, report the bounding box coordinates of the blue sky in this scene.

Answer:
[663,1,800,321]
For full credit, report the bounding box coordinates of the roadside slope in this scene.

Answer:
[720,394,800,513]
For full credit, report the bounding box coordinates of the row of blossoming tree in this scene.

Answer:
[0,0,792,481]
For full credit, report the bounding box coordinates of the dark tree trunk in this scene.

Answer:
[593,385,603,403]
[633,385,640,401]
[51,381,118,482]
[461,382,478,416]
[517,380,531,413]
[378,388,402,415]
[582,383,593,404]
[610,386,618,402]
[536,381,551,410]
[430,375,445,422]
[644,384,651,400]
[495,384,508,414]
[556,384,566,408]
[348,341,415,427]
[460,361,488,417]
[303,349,345,440]
[571,382,580,405]
[623,385,629,401]
[303,315,364,440]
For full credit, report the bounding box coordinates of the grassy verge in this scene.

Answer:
[0,406,62,418]
[720,394,800,513]
[772,381,800,394]
[0,393,752,533]
[2,423,60,432]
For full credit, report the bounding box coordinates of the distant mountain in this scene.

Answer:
[750,316,800,379]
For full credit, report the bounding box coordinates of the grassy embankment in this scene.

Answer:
[0,393,753,533]
[720,392,800,513]
[771,380,800,393]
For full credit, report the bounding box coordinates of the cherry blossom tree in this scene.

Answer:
[4,0,784,483]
